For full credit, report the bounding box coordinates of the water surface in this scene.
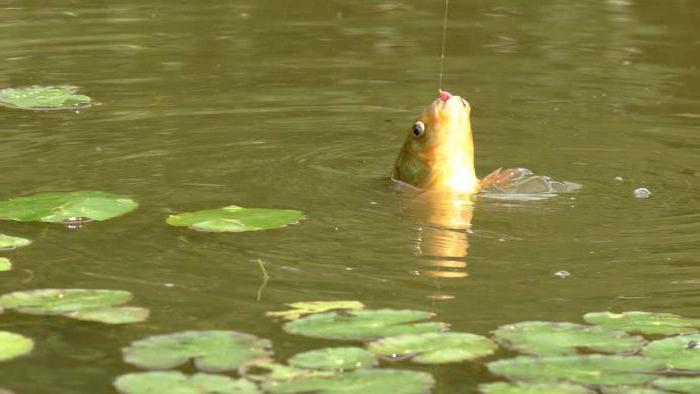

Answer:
[0,1,698,392]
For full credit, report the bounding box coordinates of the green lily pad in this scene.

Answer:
[166,205,304,233]
[240,359,334,383]
[283,309,448,341]
[488,355,666,386]
[368,332,497,364]
[261,369,435,394]
[0,331,33,361]
[492,321,645,356]
[654,377,700,393]
[584,311,700,336]
[288,347,377,371]
[123,331,272,372]
[0,258,11,272]
[602,388,668,394]
[0,86,92,110]
[0,289,133,314]
[479,382,594,394]
[642,334,700,370]
[66,306,149,324]
[267,301,365,321]
[0,191,138,223]
[114,371,260,394]
[0,234,31,250]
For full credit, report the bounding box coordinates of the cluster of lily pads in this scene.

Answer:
[106,303,700,393]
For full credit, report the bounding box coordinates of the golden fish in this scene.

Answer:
[393,90,480,193]
[393,90,580,195]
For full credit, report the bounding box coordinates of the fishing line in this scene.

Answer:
[438,0,450,90]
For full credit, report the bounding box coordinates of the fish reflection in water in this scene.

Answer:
[397,187,475,281]
[396,168,581,294]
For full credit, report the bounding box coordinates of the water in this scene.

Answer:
[0,1,698,392]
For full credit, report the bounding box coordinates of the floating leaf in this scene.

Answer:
[261,369,435,394]
[602,387,668,394]
[492,321,645,356]
[479,382,594,394]
[368,332,497,364]
[0,234,31,250]
[488,355,665,386]
[0,258,11,272]
[0,86,92,110]
[166,205,304,233]
[288,347,376,371]
[0,289,133,314]
[0,191,138,223]
[114,371,260,394]
[240,359,333,383]
[123,331,272,372]
[66,306,149,324]
[642,334,700,370]
[653,377,700,393]
[283,309,448,341]
[0,331,33,361]
[267,301,365,321]
[585,311,700,336]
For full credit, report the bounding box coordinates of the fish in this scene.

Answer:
[392,90,580,196]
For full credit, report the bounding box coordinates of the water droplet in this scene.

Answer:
[554,270,570,279]
[633,187,651,198]
[614,176,623,183]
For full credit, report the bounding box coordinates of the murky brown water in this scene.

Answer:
[0,1,698,392]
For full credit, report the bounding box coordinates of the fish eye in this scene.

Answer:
[412,121,425,138]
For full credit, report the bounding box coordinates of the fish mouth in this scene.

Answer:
[432,90,469,119]
[438,90,453,102]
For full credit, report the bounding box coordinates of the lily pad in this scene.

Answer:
[0,331,33,361]
[240,359,333,383]
[479,382,594,394]
[261,369,435,394]
[283,309,448,341]
[642,334,700,370]
[0,258,11,272]
[166,205,304,233]
[492,321,645,356]
[368,332,497,364]
[123,331,272,372]
[0,234,31,250]
[288,347,377,371]
[0,191,138,223]
[602,388,668,394]
[487,355,666,386]
[0,86,92,110]
[114,371,260,394]
[584,311,700,336]
[66,306,149,324]
[653,377,700,393]
[0,289,133,314]
[267,301,365,321]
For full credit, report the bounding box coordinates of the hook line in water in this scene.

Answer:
[438,0,450,90]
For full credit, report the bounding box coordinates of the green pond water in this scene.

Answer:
[0,1,698,392]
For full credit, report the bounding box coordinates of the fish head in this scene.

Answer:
[393,90,479,193]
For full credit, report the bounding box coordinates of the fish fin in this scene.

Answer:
[480,167,510,187]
